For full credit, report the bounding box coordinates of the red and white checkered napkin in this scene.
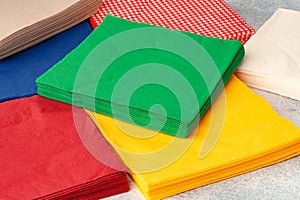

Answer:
[90,0,255,43]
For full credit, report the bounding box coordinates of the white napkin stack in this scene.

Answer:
[236,8,300,101]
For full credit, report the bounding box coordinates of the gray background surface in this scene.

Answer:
[105,1,300,199]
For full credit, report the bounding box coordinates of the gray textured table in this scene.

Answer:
[105,1,300,199]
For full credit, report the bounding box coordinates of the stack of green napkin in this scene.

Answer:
[36,15,244,137]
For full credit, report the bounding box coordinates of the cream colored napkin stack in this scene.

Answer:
[236,8,300,101]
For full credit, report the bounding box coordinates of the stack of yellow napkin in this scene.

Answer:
[86,76,300,199]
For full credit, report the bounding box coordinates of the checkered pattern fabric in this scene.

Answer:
[90,0,255,43]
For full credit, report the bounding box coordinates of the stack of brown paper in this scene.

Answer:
[0,0,101,59]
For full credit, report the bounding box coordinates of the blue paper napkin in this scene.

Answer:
[0,20,92,102]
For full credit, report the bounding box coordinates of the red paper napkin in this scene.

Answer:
[0,95,129,200]
[90,0,255,43]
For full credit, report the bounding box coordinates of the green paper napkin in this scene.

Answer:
[36,15,244,137]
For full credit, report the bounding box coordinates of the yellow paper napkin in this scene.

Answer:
[86,76,300,199]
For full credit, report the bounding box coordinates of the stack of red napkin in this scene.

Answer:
[90,0,255,43]
[0,96,129,199]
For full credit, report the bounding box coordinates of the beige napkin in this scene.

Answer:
[236,8,300,101]
[0,0,101,59]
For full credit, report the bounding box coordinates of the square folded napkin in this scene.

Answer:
[36,15,245,137]
[236,8,300,101]
[90,0,255,44]
[86,76,300,200]
[0,95,129,199]
[0,0,101,59]
[0,20,92,102]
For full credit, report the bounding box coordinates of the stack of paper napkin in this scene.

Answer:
[0,0,101,59]
[86,76,300,200]
[36,15,245,137]
[236,9,300,101]
[90,0,255,44]
[0,20,92,102]
[0,96,129,199]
